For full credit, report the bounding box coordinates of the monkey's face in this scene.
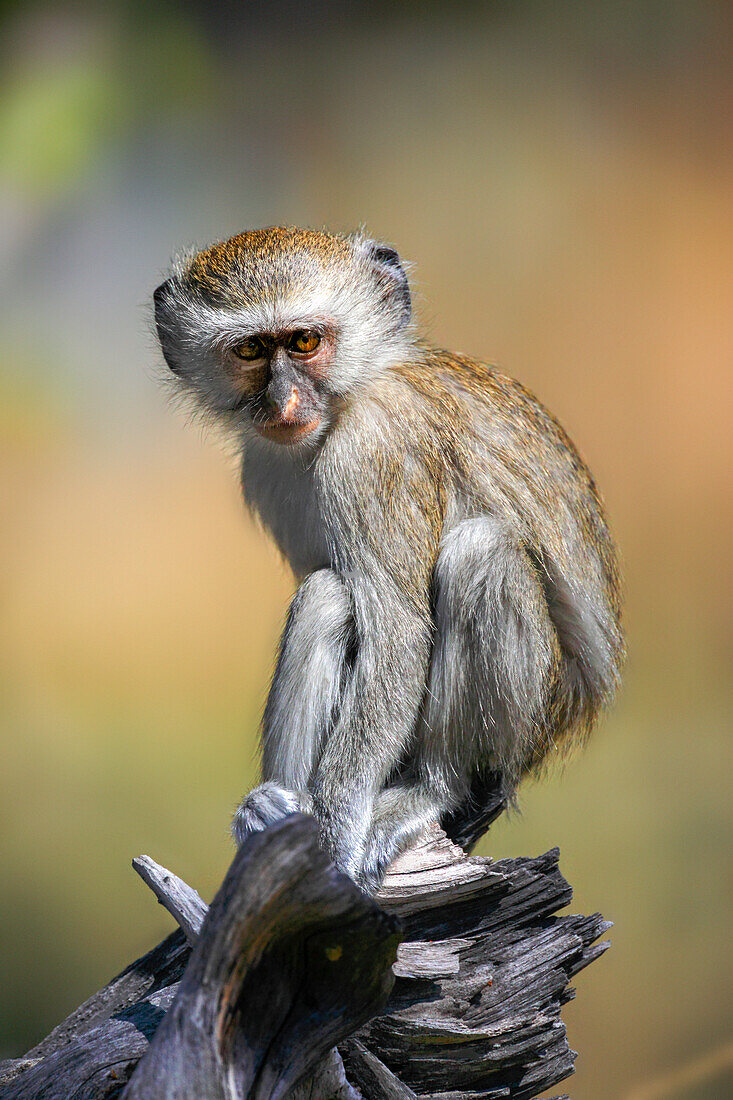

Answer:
[214,325,335,446]
[153,227,413,449]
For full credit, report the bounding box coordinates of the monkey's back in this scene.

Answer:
[386,349,624,753]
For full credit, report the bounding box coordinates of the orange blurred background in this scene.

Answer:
[0,3,731,1097]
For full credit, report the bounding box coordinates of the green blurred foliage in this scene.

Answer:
[0,3,731,1098]
[0,4,215,199]
[0,61,119,193]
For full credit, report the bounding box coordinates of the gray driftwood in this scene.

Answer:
[130,855,207,946]
[0,814,609,1099]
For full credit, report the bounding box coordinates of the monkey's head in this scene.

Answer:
[154,227,414,448]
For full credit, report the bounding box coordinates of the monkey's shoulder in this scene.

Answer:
[324,348,591,488]
[384,350,612,544]
[395,349,594,475]
[394,349,559,424]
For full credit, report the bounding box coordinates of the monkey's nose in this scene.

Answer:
[266,377,301,421]
[283,387,300,419]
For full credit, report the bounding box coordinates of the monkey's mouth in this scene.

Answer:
[254,417,321,444]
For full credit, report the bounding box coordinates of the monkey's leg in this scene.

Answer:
[361,515,559,889]
[232,569,353,846]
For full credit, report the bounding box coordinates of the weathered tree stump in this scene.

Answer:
[0,814,609,1099]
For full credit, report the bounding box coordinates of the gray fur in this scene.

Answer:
[240,439,330,578]
[155,227,624,892]
[261,569,353,789]
[232,781,311,845]
[360,516,559,887]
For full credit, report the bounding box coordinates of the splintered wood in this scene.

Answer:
[0,817,609,1099]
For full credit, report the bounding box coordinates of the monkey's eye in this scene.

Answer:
[233,337,265,362]
[289,330,321,355]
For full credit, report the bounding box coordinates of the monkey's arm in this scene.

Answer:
[260,569,353,792]
[231,569,352,844]
[309,422,440,881]
[309,569,432,880]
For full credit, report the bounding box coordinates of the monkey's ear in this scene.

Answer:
[359,238,412,329]
[153,280,183,375]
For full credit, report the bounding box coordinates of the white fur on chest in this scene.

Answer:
[240,440,331,578]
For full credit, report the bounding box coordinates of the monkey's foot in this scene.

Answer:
[231,782,313,846]
[356,818,439,895]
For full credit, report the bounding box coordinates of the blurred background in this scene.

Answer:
[0,2,731,1096]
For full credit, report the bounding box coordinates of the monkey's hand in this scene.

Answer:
[231,782,313,846]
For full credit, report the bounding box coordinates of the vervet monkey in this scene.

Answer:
[154,227,623,891]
